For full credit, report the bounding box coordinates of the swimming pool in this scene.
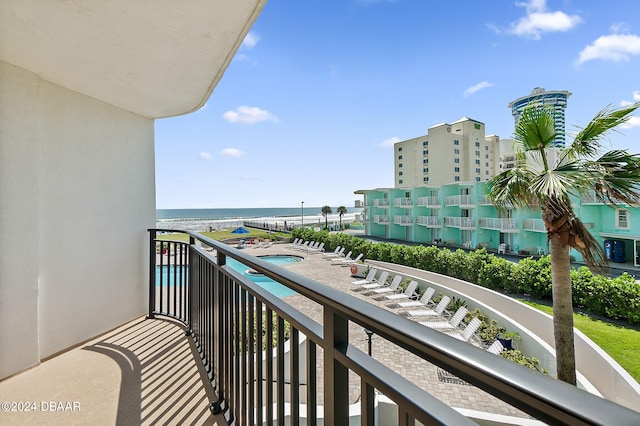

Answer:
[156,254,300,298]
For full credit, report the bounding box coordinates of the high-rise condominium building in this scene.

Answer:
[394,117,500,188]
[508,87,571,148]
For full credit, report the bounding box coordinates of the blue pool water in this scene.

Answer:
[156,255,300,298]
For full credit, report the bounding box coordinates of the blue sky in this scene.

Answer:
[155,0,640,209]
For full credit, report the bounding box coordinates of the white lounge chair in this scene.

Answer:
[498,243,506,254]
[340,253,363,266]
[405,296,451,318]
[331,250,352,265]
[309,242,325,254]
[369,275,402,295]
[288,238,301,247]
[358,271,390,290]
[444,317,482,342]
[295,241,311,251]
[395,287,435,309]
[419,306,468,330]
[384,280,419,300]
[486,340,505,355]
[351,268,378,285]
[324,246,344,259]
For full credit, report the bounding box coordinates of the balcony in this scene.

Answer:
[479,218,519,233]
[445,195,475,207]
[373,215,390,225]
[2,230,638,425]
[444,216,476,229]
[416,215,441,228]
[372,199,390,208]
[415,196,441,208]
[523,218,546,233]
[478,195,492,205]
[392,197,413,208]
[393,215,414,226]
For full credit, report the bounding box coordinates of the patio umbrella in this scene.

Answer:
[231,226,249,234]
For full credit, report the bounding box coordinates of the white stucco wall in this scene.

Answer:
[0,61,155,378]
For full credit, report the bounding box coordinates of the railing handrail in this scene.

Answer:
[148,228,640,425]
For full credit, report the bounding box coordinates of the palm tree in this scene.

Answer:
[487,102,640,385]
[321,205,332,230]
[337,206,348,230]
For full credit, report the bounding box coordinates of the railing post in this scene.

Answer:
[324,307,349,425]
[147,229,157,319]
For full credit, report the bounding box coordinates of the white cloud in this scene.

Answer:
[508,0,581,40]
[199,152,212,160]
[241,32,259,50]
[620,90,640,107]
[222,106,279,124]
[620,116,640,130]
[610,22,631,34]
[463,81,494,97]
[577,34,640,64]
[379,136,400,148]
[220,148,245,158]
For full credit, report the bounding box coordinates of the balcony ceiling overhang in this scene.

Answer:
[0,0,266,118]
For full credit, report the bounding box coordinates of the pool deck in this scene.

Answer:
[0,241,530,425]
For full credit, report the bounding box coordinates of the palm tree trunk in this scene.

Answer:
[549,236,577,385]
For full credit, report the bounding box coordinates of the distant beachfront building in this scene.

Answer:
[508,87,571,148]
[393,117,501,188]
[356,182,640,267]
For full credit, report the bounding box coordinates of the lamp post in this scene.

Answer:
[301,201,304,228]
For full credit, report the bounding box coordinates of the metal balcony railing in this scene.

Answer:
[523,218,546,232]
[479,218,518,231]
[416,196,441,207]
[148,229,640,425]
[392,197,413,207]
[445,195,474,206]
[372,199,390,207]
[393,215,413,225]
[416,215,441,227]
[444,217,476,228]
[373,215,390,224]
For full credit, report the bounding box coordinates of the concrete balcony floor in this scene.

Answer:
[1,241,530,425]
[0,317,225,425]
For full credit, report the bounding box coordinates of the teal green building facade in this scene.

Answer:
[357,182,640,266]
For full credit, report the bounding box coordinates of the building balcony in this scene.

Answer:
[372,199,390,208]
[393,215,414,226]
[415,196,441,208]
[479,218,519,233]
[523,218,546,233]
[445,195,475,207]
[444,216,476,229]
[1,230,638,425]
[373,215,390,225]
[392,197,413,208]
[416,215,441,228]
[478,195,492,205]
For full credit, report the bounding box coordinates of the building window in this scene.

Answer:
[423,176,429,182]
[423,167,429,173]
[455,176,460,181]
[398,147,403,151]
[399,163,403,168]
[454,167,460,172]
[399,179,403,184]
[398,155,403,159]
[485,146,489,150]
[485,170,490,175]
[454,158,460,163]
[485,154,489,159]
[617,209,629,228]
[475,142,480,147]
[475,159,480,165]
[476,177,481,182]
[423,141,428,146]
[454,140,459,145]
[476,168,481,173]
[423,159,429,164]
[399,171,403,176]
[485,162,489,167]
[475,150,480,156]
[423,150,429,155]
[454,148,460,154]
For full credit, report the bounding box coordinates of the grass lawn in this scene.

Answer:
[521,300,640,383]
[156,229,289,243]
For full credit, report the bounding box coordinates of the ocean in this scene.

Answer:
[156,207,363,231]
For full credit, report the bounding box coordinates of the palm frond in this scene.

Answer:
[487,168,538,210]
[569,102,640,157]
[514,106,557,152]
[583,150,640,206]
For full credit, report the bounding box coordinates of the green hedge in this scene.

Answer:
[292,229,640,325]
